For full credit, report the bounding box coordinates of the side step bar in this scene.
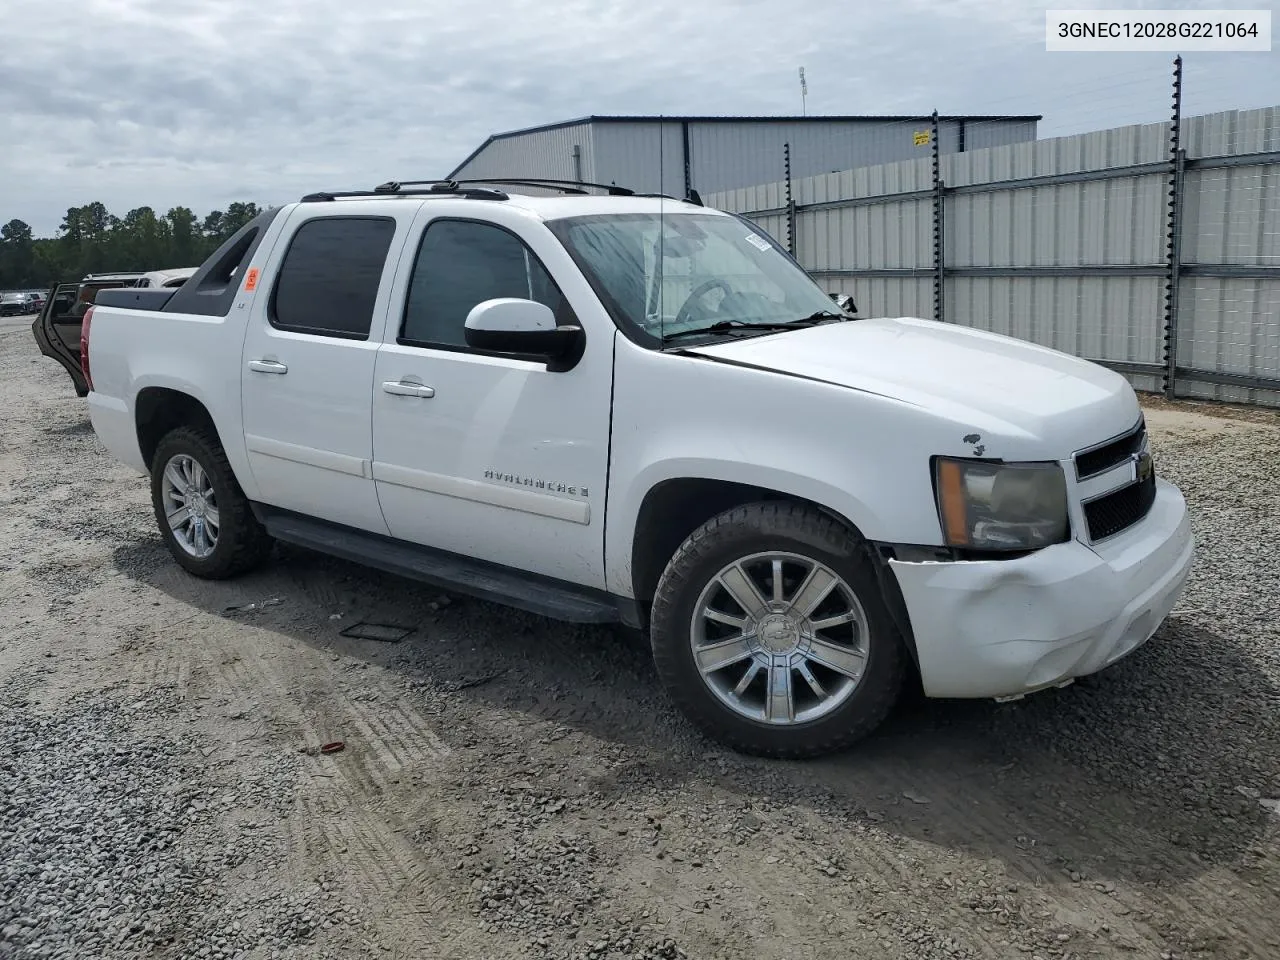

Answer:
[255,505,630,625]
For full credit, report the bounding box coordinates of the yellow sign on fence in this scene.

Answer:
[913,130,931,146]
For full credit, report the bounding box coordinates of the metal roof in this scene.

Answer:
[449,113,1044,179]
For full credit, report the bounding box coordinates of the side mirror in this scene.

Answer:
[464,298,584,370]
[830,292,857,315]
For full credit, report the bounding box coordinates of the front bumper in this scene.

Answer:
[889,478,1194,699]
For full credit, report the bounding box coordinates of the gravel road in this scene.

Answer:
[2,314,1279,960]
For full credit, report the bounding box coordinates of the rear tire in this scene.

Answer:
[649,502,905,759]
[150,426,271,579]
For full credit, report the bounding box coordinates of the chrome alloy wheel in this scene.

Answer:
[690,551,871,725]
[160,454,219,559]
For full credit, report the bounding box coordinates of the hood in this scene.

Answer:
[684,317,1140,450]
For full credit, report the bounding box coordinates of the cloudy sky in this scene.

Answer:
[1,0,1275,236]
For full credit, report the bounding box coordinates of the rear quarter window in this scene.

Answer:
[269,217,396,340]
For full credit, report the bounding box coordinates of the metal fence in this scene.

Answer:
[706,77,1280,407]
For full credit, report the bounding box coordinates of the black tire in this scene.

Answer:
[150,426,272,579]
[649,501,905,759]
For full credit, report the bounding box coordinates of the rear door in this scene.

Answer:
[32,282,88,393]
[239,204,410,534]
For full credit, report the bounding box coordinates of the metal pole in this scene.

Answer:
[931,110,945,323]
[784,142,796,256]
[681,121,692,198]
[1162,55,1184,399]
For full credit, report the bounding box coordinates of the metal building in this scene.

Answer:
[447,115,1041,196]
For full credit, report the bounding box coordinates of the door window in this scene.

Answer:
[270,216,395,340]
[399,219,575,348]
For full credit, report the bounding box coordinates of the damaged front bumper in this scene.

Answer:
[887,479,1194,700]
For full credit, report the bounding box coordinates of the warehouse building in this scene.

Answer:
[448,114,1041,196]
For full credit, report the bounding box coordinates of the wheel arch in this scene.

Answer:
[627,476,919,673]
[135,387,224,472]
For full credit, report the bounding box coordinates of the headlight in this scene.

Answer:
[933,457,1069,551]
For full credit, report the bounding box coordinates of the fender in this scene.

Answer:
[128,371,259,501]
[604,337,958,599]
[605,457,888,598]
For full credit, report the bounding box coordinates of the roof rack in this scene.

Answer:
[448,177,634,196]
[453,178,705,206]
[300,181,508,203]
[631,190,704,207]
[298,178,706,207]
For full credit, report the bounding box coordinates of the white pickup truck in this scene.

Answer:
[81,179,1195,758]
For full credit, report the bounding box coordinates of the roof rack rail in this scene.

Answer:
[455,179,705,206]
[632,191,705,206]
[299,183,508,203]
[298,180,706,206]
[448,177,636,197]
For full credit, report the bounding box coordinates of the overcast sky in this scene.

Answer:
[1,0,1275,236]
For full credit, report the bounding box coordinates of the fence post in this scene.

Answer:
[1162,55,1184,399]
[784,142,796,256]
[931,110,945,323]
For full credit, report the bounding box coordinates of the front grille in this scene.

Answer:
[1075,420,1147,479]
[1084,470,1157,541]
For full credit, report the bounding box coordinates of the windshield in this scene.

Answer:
[547,212,846,346]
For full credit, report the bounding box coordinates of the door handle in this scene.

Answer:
[382,380,435,399]
[247,359,288,374]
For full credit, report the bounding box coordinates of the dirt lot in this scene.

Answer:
[2,314,1279,960]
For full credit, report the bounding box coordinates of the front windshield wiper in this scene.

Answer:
[661,316,835,343]
[797,309,853,323]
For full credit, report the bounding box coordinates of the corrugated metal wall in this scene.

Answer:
[451,123,597,185]
[707,107,1280,407]
[1178,107,1280,405]
[804,159,934,317]
[942,122,1170,392]
[589,123,688,194]
[452,118,1036,196]
[679,119,1034,194]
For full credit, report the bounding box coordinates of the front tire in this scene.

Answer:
[150,426,272,579]
[650,502,905,759]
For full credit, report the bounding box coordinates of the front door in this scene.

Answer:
[240,208,405,534]
[371,212,613,588]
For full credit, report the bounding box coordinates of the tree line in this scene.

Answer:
[0,201,263,290]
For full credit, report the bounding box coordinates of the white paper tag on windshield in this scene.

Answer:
[744,233,771,252]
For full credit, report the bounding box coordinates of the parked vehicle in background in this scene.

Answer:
[139,267,197,289]
[1,292,39,316]
[77,182,1195,758]
[31,269,197,395]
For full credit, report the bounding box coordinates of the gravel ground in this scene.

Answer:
[2,314,1279,960]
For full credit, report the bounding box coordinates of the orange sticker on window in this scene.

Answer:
[244,267,260,292]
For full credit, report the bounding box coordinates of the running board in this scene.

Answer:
[256,506,630,625]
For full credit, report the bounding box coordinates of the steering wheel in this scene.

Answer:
[674,279,733,327]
